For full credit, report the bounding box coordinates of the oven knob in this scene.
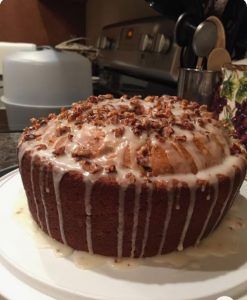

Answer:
[154,34,170,53]
[96,37,101,49]
[140,34,153,51]
[100,36,111,49]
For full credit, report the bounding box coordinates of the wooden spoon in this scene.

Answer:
[206,16,226,48]
[207,47,231,71]
[206,16,231,71]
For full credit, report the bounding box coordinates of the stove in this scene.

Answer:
[95,17,180,97]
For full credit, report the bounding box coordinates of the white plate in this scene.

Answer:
[0,170,247,300]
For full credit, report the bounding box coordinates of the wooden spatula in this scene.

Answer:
[206,16,231,71]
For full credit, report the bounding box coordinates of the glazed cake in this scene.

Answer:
[18,95,247,258]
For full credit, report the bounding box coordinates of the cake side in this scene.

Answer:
[20,149,246,258]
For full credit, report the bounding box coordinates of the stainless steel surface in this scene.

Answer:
[192,20,217,57]
[177,68,222,105]
[97,17,181,82]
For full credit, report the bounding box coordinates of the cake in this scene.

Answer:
[18,94,247,258]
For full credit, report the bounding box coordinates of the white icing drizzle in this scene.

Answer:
[84,180,94,254]
[201,184,206,192]
[175,186,181,210]
[117,185,128,258]
[17,141,28,176]
[196,177,219,245]
[227,165,245,210]
[158,187,174,255]
[140,184,153,258]
[52,167,67,245]
[130,184,142,258]
[30,155,42,228]
[211,170,235,233]
[177,186,197,251]
[39,165,52,236]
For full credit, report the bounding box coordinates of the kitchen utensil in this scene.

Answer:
[205,16,232,71]
[56,37,99,63]
[206,16,226,48]
[174,13,199,68]
[175,13,197,47]
[207,47,231,71]
[192,20,217,69]
[192,20,217,58]
[177,68,222,105]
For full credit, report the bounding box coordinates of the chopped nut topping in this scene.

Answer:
[23,133,40,141]
[144,96,155,102]
[53,146,65,156]
[199,105,208,111]
[35,144,47,150]
[68,134,74,141]
[130,98,140,106]
[120,94,129,100]
[48,113,56,120]
[230,143,242,155]
[72,146,92,159]
[197,118,205,127]
[80,160,102,173]
[188,102,200,109]
[181,99,189,108]
[163,126,174,137]
[87,95,99,103]
[30,118,41,129]
[56,125,71,136]
[105,164,116,173]
[136,145,151,171]
[113,127,125,138]
[125,172,136,184]
[175,121,195,130]
[175,135,187,142]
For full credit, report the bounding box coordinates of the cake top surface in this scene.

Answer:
[18,94,246,184]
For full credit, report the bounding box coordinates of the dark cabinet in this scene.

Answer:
[0,0,86,45]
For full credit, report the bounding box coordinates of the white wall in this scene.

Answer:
[86,0,158,45]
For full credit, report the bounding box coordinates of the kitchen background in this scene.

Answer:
[0,0,246,171]
[0,2,246,299]
[0,0,158,170]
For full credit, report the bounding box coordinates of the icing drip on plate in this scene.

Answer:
[117,185,128,258]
